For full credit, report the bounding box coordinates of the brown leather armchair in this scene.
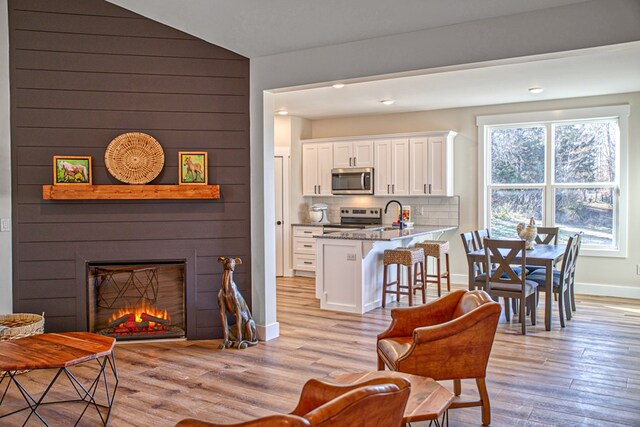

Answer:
[377,289,501,426]
[176,415,309,427]
[176,376,410,427]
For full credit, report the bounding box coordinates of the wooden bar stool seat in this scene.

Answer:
[416,240,451,297]
[382,248,426,307]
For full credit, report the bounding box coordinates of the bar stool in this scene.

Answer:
[416,240,451,297]
[382,247,426,307]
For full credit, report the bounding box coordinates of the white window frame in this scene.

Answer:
[477,105,630,258]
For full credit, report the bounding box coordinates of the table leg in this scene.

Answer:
[545,261,552,331]
[0,351,118,426]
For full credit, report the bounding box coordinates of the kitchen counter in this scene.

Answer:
[318,225,456,241]
[314,225,457,314]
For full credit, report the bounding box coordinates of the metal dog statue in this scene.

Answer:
[217,257,258,349]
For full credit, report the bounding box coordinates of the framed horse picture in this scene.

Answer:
[179,151,208,185]
[53,156,92,185]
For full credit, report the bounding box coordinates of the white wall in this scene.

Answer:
[251,0,640,324]
[2,0,639,323]
[0,0,11,313]
[311,92,640,297]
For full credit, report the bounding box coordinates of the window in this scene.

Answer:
[477,106,629,257]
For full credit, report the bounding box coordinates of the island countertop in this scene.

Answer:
[316,225,456,241]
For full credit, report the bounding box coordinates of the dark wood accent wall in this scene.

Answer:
[8,0,250,339]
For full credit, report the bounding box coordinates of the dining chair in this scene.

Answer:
[461,232,486,290]
[535,227,560,245]
[473,229,490,258]
[473,229,521,316]
[526,233,580,327]
[526,227,561,275]
[483,239,539,335]
[569,232,583,312]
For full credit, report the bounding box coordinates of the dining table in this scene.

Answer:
[466,243,566,331]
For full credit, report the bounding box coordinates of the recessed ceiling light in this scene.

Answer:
[277,110,289,116]
[528,87,544,94]
[380,99,395,105]
[332,83,345,89]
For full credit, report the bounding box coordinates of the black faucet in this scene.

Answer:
[384,200,404,230]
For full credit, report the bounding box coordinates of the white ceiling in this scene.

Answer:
[108,0,639,119]
[109,0,593,58]
[271,43,640,119]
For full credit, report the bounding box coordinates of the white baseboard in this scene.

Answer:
[257,321,280,341]
[451,273,640,300]
[575,282,640,299]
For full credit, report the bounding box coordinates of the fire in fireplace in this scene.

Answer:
[88,262,185,341]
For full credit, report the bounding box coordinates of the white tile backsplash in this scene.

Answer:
[307,195,459,227]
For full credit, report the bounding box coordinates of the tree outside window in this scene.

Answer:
[486,119,619,249]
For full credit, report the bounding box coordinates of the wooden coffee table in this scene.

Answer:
[332,371,454,426]
[0,332,118,426]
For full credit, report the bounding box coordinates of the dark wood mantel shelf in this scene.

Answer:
[42,184,220,200]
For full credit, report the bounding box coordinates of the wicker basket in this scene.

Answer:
[105,132,165,184]
[0,313,45,375]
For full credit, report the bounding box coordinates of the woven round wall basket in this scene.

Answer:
[105,132,165,184]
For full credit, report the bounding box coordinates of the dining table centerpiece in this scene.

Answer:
[516,217,538,250]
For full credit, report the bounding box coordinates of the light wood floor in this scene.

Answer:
[2,277,640,426]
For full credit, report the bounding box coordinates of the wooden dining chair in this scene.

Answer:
[526,227,560,276]
[535,227,560,245]
[472,229,521,316]
[461,232,486,290]
[483,239,539,335]
[526,233,579,327]
[569,232,583,312]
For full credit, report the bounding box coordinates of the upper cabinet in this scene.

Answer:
[301,131,456,197]
[302,142,333,196]
[333,140,374,168]
[374,138,410,196]
[409,132,455,196]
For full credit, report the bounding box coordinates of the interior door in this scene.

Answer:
[274,156,284,276]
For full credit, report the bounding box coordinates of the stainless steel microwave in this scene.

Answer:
[331,167,374,195]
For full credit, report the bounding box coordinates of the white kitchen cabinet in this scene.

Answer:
[302,142,333,196]
[409,132,455,196]
[374,138,409,196]
[333,140,374,168]
[292,225,324,275]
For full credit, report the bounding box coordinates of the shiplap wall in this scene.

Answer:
[9,0,250,339]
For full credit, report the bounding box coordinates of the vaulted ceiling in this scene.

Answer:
[108,0,640,119]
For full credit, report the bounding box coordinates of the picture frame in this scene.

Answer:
[179,151,208,185]
[53,156,92,185]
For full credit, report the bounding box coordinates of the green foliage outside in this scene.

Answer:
[489,121,617,247]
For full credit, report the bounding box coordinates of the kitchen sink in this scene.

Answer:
[364,226,397,231]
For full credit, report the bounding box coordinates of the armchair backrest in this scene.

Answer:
[295,377,410,427]
[452,289,498,319]
[176,415,310,427]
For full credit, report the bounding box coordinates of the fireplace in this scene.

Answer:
[87,261,186,341]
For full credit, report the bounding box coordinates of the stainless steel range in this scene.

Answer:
[322,207,382,234]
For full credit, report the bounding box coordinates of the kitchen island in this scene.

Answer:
[315,225,455,314]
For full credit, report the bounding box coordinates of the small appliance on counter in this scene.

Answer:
[310,203,330,224]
